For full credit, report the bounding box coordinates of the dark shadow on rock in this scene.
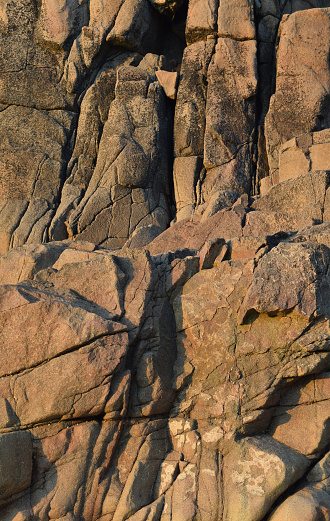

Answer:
[0,428,57,521]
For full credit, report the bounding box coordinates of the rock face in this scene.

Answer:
[0,1,330,521]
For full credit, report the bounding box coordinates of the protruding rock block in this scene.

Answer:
[36,0,88,48]
[173,155,203,219]
[239,241,330,321]
[265,8,330,173]
[268,486,330,521]
[147,207,244,255]
[107,0,163,55]
[223,436,309,521]
[204,38,257,169]
[243,210,317,236]
[278,130,330,183]
[0,106,76,254]
[174,39,215,158]
[218,0,255,40]
[155,70,178,99]
[65,64,171,248]
[253,170,330,222]
[203,37,257,196]
[269,373,330,457]
[185,0,218,44]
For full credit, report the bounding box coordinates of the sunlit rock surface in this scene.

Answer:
[0,1,329,520]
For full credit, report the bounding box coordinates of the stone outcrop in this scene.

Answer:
[0,1,329,521]
[264,8,330,175]
[0,220,329,520]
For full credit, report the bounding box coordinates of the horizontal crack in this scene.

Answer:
[0,327,127,380]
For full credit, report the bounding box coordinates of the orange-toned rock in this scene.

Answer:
[0,227,329,520]
[0,282,124,377]
[185,0,218,44]
[265,9,330,173]
[223,436,309,521]
[252,171,330,221]
[203,37,257,195]
[243,210,317,236]
[267,486,330,521]
[239,241,330,321]
[147,208,244,255]
[0,2,330,520]
[155,70,178,99]
[269,373,330,457]
[174,39,215,158]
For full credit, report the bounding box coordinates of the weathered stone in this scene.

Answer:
[156,70,178,99]
[255,0,328,136]
[223,436,309,521]
[36,0,88,49]
[12,333,127,425]
[0,228,329,519]
[307,451,330,497]
[185,0,218,44]
[171,237,330,443]
[263,129,330,190]
[173,156,203,219]
[36,253,128,318]
[124,223,164,248]
[66,65,171,247]
[164,255,200,296]
[259,170,278,196]
[147,208,244,255]
[63,1,125,94]
[107,0,163,55]
[265,9,330,172]
[243,210,317,236]
[0,282,124,377]
[50,53,140,241]
[0,0,75,110]
[0,243,66,285]
[112,430,169,520]
[0,106,76,254]
[252,171,330,221]
[204,38,257,169]
[172,260,251,426]
[0,1,330,520]
[239,241,330,321]
[200,190,241,222]
[218,0,255,40]
[198,238,226,270]
[278,136,312,183]
[293,222,330,249]
[267,486,330,521]
[203,37,257,196]
[227,235,267,261]
[269,373,330,457]
[174,40,215,158]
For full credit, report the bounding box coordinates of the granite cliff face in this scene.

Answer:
[0,1,330,520]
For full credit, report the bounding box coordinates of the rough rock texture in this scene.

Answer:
[264,8,330,175]
[0,224,329,520]
[0,1,330,521]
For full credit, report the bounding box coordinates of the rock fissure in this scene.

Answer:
[0,2,330,519]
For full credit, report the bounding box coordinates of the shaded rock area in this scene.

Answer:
[0,1,329,521]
